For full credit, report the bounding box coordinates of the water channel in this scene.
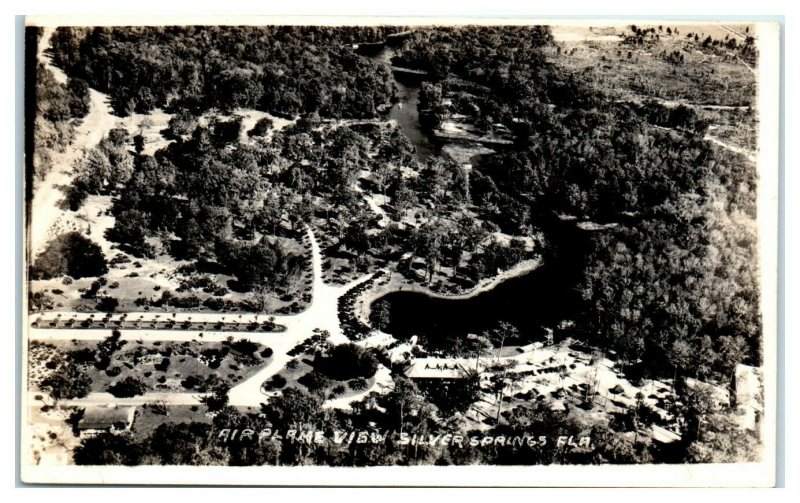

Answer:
[358,40,591,349]
[360,43,434,159]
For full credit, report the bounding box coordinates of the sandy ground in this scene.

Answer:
[462,339,679,433]
[353,175,391,228]
[30,28,122,260]
[24,400,82,467]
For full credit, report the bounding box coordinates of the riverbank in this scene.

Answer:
[352,257,542,329]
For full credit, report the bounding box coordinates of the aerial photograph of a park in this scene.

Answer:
[21,18,776,482]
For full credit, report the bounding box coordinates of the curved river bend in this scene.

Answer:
[371,218,590,349]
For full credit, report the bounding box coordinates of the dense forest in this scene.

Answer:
[28,27,92,183]
[49,26,398,118]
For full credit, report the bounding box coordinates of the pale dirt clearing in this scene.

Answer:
[30,28,122,259]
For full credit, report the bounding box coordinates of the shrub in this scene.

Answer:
[316,343,378,381]
[105,366,122,377]
[348,377,368,391]
[97,296,119,312]
[154,357,170,372]
[264,374,287,391]
[67,348,96,365]
[180,375,201,390]
[230,339,259,355]
[297,371,331,394]
[107,376,148,397]
[31,232,107,279]
[248,116,274,137]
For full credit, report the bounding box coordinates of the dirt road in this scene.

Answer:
[29,27,120,259]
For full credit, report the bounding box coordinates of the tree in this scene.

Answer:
[147,422,214,465]
[31,232,108,280]
[370,300,391,332]
[261,387,323,429]
[95,330,126,369]
[421,367,481,417]
[201,383,231,411]
[40,362,91,401]
[491,360,521,424]
[685,410,760,463]
[29,291,55,312]
[97,296,119,312]
[248,116,274,137]
[107,376,148,398]
[73,432,142,465]
[316,343,379,381]
[382,377,428,434]
[487,321,519,361]
[718,335,749,383]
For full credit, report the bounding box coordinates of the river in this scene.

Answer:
[372,215,591,350]
[361,44,434,159]
[357,41,593,348]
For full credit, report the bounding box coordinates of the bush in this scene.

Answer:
[31,232,107,279]
[200,348,228,369]
[248,117,274,137]
[105,366,122,377]
[97,296,119,312]
[230,339,259,355]
[264,374,287,391]
[107,376,148,397]
[154,357,170,372]
[180,375,201,390]
[316,343,378,381]
[297,371,331,394]
[67,347,96,365]
[40,362,92,400]
[348,377,368,391]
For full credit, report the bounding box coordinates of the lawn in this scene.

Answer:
[39,339,274,394]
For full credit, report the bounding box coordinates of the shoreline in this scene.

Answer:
[352,257,542,327]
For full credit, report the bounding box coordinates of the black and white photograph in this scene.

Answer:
[19,16,780,486]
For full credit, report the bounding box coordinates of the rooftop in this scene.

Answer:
[404,358,474,379]
[78,405,137,431]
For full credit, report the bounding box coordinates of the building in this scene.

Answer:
[77,405,137,437]
[404,358,473,383]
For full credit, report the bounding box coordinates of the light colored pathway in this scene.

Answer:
[30,27,121,258]
[227,226,373,405]
[34,226,377,408]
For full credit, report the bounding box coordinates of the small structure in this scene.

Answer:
[77,405,137,437]
[733,364,763,431]
[404,358,472,383]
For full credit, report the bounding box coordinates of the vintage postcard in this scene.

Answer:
[20,16,779,486]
